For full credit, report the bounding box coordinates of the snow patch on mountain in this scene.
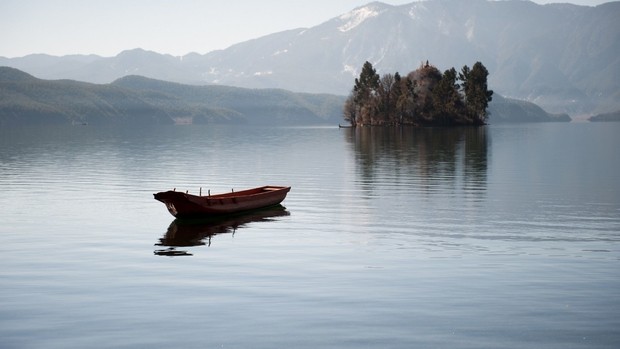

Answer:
[338,6,380,32]
[273,49,288,56]
[407,2,428,21]
[342,64,357,76]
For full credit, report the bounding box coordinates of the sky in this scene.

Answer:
[0,0,612,58]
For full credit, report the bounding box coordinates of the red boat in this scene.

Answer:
[153,185,291,219]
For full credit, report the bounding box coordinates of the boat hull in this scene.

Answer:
[153,186,291,219]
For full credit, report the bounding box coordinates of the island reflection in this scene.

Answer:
[154,205,290,256]
[343,126,488,194]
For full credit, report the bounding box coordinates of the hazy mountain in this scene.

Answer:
[0,67,345,126]
[111,75,345,125]
[193,0,619,116]
[487,95,570,123]
[2,1,617,117]
[589,110,620,122]
[0,66,565,126]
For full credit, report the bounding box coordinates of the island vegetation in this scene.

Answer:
[344,61,493,127]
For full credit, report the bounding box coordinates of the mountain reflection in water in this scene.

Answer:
[154,205,290,256]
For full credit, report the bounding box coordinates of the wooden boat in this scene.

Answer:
[153,185,291,219]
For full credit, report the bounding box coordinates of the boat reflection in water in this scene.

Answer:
[154,205,290,256]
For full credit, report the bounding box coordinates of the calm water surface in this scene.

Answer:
[1,123,619,348]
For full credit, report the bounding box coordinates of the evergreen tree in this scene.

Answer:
[462,62,493,124]
[458,65,471,101]
[390,72,403,125]
[378,73,397,125]
[431,68,463,125]
[352,61,380,125]
[396,76,417,125]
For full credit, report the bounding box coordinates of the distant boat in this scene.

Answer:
[339,124,353,128]
[153,185,291,219]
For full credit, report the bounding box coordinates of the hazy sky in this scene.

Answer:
[0,0,611,58]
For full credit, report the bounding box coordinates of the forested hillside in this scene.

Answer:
[0,67,345,126]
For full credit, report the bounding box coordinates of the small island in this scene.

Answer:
[343,61,493,127]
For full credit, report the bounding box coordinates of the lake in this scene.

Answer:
[1,122,619,348]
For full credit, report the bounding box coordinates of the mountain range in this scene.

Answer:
[0,66,569,126]
[0,67,344,126]
[1,0,618,118]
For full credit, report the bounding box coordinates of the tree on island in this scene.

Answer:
[344,61,493,126]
